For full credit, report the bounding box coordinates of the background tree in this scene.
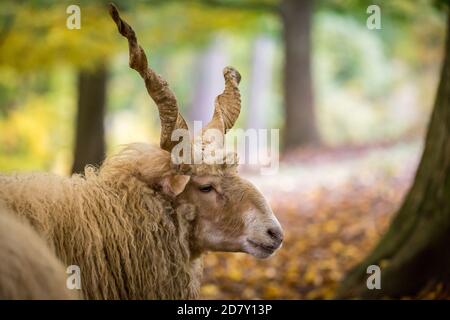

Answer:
[188,37,227,126]
[71,66,107,174]
[0,2,120,172]
[281,0,319,148]
[189,0,319,149]
[337,8,450,298]
[0,0,263,173]
[247,35,276,130]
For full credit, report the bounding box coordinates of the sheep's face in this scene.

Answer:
[178,173,283,259]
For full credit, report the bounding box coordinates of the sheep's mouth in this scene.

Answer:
[247,239,278,256]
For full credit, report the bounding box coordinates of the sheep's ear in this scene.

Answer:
[161,175,190,197]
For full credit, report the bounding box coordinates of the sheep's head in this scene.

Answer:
[109,4,283,259]
[176,171,283,259]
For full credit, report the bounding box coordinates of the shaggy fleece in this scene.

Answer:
[0,144,202,299]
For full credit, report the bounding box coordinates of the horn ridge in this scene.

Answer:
[109,3,189,152]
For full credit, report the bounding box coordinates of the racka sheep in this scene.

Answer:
[0,4,283,299]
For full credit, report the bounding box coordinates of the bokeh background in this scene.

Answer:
[0,0,446,299]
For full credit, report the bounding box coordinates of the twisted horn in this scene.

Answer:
[109,3,189,152]
[203,66,242,135]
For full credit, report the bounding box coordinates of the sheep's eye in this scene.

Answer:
[198,184,213,193]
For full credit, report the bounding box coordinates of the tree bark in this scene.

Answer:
[336,12,450,299]
[281,0,319,150]
[71,66,107,174]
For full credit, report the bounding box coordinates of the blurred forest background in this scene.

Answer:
[0,0,448,299]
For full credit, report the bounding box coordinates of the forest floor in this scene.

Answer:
[200,140,422,299]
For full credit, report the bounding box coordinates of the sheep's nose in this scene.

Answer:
[267,227,283,245]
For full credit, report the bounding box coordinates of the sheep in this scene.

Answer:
[0,145,202,299]
[0,206,79,299]
[0,4,283,300]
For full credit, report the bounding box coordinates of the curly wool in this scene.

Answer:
[0,207,79,300]
[0,144,202,299]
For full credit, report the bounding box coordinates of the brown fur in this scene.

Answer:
[0,207,78,299]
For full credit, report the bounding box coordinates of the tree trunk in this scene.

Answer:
[247,35,275,130]
[336,13,450,299]
[71,66,107,174]
[281,0,319,150]
[189,37,227,131]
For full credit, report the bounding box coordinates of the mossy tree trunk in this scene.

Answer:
[336,12,450,299]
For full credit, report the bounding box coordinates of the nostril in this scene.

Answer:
[267,228,283,243]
